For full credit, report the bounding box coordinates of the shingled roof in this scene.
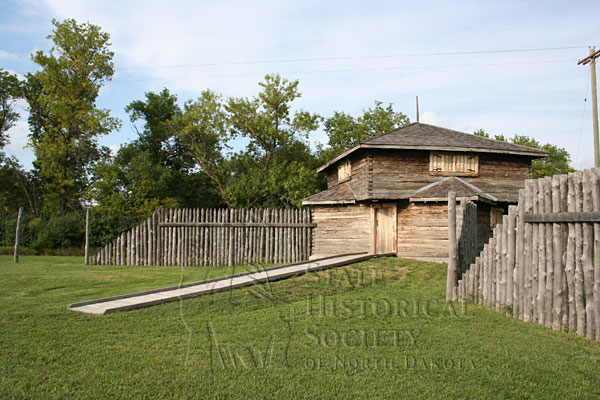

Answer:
[317,122,547,172]
[302,182,358,205]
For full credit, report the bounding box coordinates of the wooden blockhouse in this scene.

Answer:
[302,123,547,263]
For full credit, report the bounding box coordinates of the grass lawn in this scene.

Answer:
[1,255,599,399]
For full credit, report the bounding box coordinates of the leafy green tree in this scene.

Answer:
[511,135,575,178]
[0,68,23,150]
[25,19,120,216]
[225,74,321,207]
[321,101,409,161]
[473,128,506,141]
[0,69,39,215]
[473,128,489,138]
[474,129,575,178]
[175,74,322,208]
[173,89,229,202]
[92,88,222,219]
[124,88,192,171]
[0,157,42,214]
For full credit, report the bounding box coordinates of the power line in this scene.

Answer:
[112,59,577,83]
[575,67,591,168]
[115,46,591,71]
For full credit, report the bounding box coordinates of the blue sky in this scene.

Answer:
[1,0,599,170]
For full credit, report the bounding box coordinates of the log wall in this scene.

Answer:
[326,153,370,200]
[396,202,456,263]
[90,208,313,266]
[311,204,372,258]
[396,200,478,266]
[325,149,532,203]
[453,168,600,342]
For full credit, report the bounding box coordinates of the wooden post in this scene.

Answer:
[574,172,586,335]
[515,191,525,320]
[592,170,600,342]
[524,180,534,322]
[560,175,569,328]
[13,206,23,263]
[84,207,90,265]
[544,176,554,328]
[583,170,595,339]
[495,224,502,311]
[490,236,497,309]
[507,206,516,316]
[482,243,489,307]
[447,191,458,301]
[566,173,577,333]
[552,175,565,331]
[537,178,546,325]
[501,215,509,310]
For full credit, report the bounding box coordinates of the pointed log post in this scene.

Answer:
[583,170,595,339]
[566,173,577,333]
[574,172,586,336]
[537,178,546,325]
[507,206,516,317]
[447,191,458,301]
[524,180,534,322]
[13,206,24,263]
[516,190,525,320]
[552,175,565,331]
[592,170,600,342]
[543,176,554,328]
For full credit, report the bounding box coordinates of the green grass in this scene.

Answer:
[1,255,599,399]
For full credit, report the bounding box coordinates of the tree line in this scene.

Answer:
[0,19,574,253]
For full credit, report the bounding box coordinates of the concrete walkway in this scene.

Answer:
[69,253,383,315]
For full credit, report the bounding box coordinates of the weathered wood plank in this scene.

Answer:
[574,173,586,335]
[583,170,595,339]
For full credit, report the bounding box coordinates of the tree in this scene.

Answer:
[225,74,321,207]
[173,89,230,204]
[0,70,38,215]
[473,129,575,178]
[321,101,409,161]
[25,19,120,216]
[473,128,506,142]
[0,68,23,151]
[92,88,223,218]
[0,157,42,214]
[510,135,575,178]
[124,88,191,171]
[175,74,322,208]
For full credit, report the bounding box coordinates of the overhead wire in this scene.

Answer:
[575,67,591,168]
[115,46,591,71]
[112,58,578,83]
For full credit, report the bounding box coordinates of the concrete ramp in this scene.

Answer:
[69,253,384,314]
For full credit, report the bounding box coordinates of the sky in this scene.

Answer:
[1,0,599,170]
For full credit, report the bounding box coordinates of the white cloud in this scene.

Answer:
[420,111,454,129]
[4,0,596,171]
[0,50,19,60]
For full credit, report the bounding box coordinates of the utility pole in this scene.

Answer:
[578,47,600,167]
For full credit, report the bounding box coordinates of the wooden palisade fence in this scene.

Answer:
[447,193,478,301]
[90,208,314,267]
[452,168,600,342]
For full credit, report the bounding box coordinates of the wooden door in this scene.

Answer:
[374,206,396,254]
